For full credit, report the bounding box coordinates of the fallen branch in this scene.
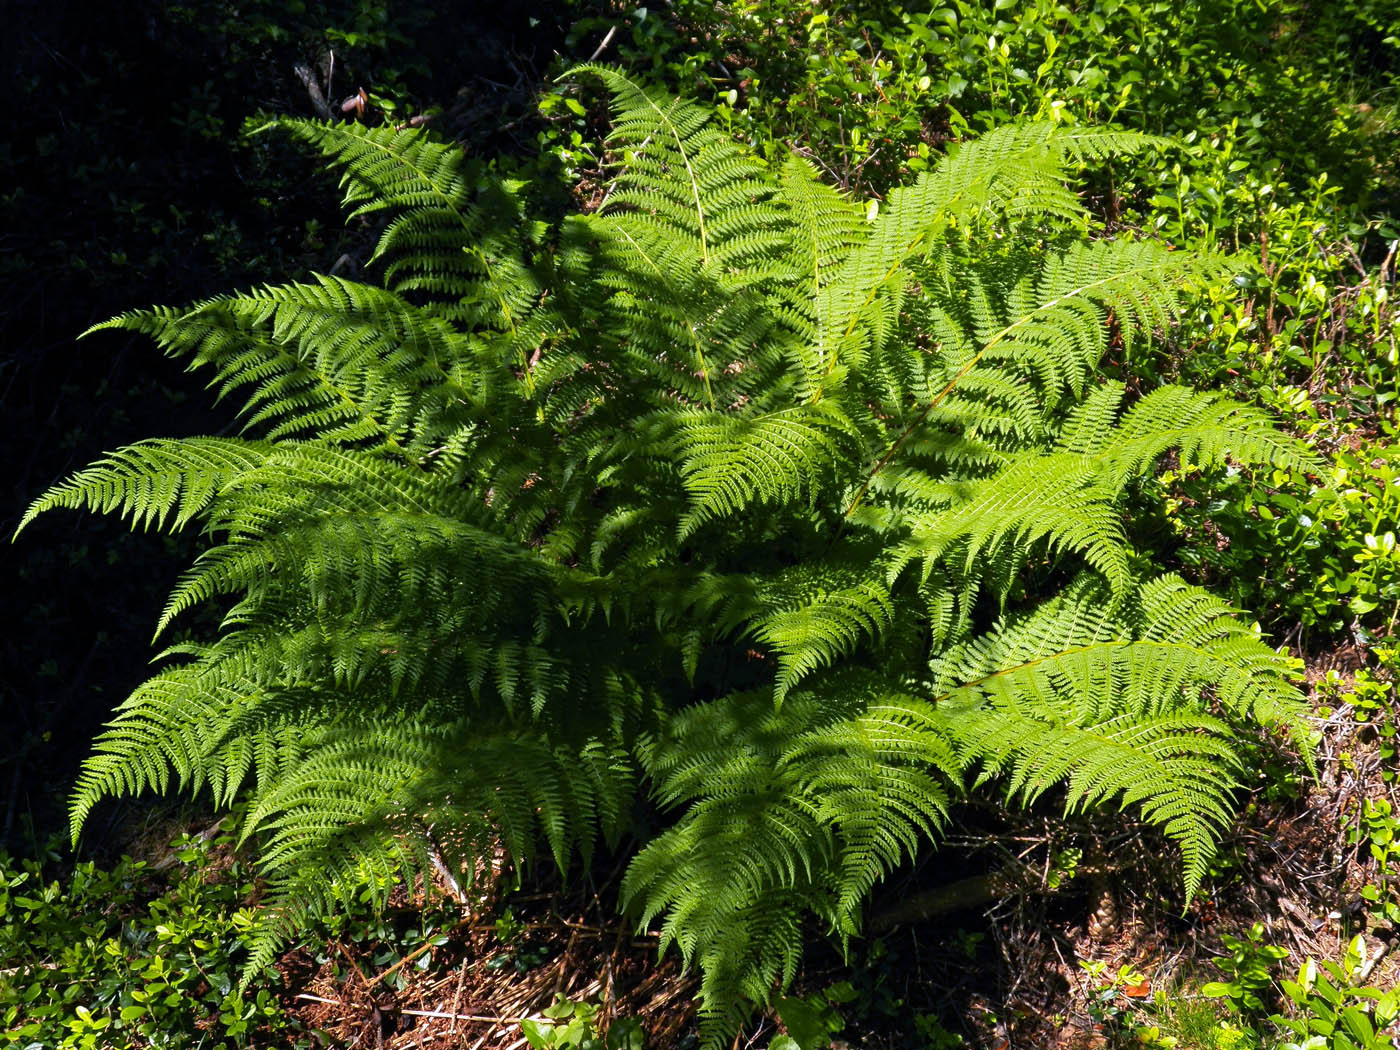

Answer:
[869,855,1129,932]
[364,916,475,990]
[448,958,470,1036]
[588,25,618,63]
[295,993,341,1006]
[400,1007,536,1023]
[293,996,539,1026]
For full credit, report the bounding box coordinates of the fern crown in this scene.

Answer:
[19,67,1319,1045]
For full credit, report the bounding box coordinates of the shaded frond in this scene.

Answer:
[751,578,895,703]
[270,119,475,295]
[628,683,958,1040]
[672,402,859,537]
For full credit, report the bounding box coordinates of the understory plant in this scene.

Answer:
[0,832,295,1049]
[17,68,1321,1043]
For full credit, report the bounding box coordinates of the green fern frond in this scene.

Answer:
[808,123,1161,395]
[1055,379,1132,454]
[775,156,868,297]
[891,450,1132,594]
[68,660,296,840]
[672,402,859,537]
[949,701,1238,900]
[629,682,958,1036]
[83,279,495,453]
[976,239,1214,396]
[574,65,782,270]
[932,573,1308,896]
[269,119,477,291]
[156,503,550,638]
[1100,383,1327,483]
[751,578,895,703]
[1135,574,1312,753]
[16,437,272,535]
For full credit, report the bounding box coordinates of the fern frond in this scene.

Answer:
[1135,574,1312,752]
[156,502,550,638]
[948,700,1238,900]
[574,65,783,270]
[772,156,869,344]
[83,279,499,453]
[976,239,1214,398]
[809,123,1161,394]
[270,120,476,293]
[68,659,298,840]
[751,578,895,703]
[246,723,631,875]
[16,438,271,535]
[932,573,1308,897]
[1098,383,1326,484]
[672,402,859,537]
[891,450,1132,594]
[628,683,958,1037]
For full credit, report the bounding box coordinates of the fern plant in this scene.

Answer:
[18,68,1320,1043]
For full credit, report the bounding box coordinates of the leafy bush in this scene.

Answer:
[1274,939,1400,1050]
[0,831,295,1049]
[1110,933,1400,1049]
[1202,922,1290,1016]
[1161,443,1400,641]
[17,70,1319,1044]
[558,0,1397,203]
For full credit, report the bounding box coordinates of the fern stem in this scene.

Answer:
[842,349,976,518]
[815,231,928,391]
[466,245,537,396]
[635,92,709,265]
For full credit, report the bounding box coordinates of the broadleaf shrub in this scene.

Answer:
[0,832,295,1049]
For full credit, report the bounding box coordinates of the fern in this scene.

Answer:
[18,69,1323,1046]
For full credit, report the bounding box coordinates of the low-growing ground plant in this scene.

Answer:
[0,830,295,1049]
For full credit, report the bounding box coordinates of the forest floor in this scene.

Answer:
[120,642,1397,1050]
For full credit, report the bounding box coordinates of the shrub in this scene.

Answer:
[557,0,1398,205]
[17,69,1319,1044]
[0,831,294,1049]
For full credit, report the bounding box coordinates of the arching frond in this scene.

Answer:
[627,682,958,1036]
[931,573,1310,898]
[891,450,1132,594]
[671,402,860,537]
[17,437,271,534]
[1098,383,1328,483]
